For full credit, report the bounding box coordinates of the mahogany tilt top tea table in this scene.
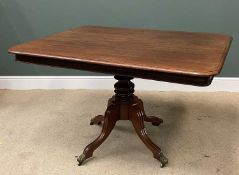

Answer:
[9,26,232,167]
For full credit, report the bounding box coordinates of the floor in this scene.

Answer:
[0,90,238,175]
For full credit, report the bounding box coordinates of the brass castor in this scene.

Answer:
[158,152,168,168]
[76,154,86,166]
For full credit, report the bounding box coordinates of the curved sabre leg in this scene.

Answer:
[130,103,168,168]
[77,103,119,165]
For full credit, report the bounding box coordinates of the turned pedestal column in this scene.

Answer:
[77,75,168,167]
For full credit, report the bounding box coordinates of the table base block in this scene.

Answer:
[76,75,168,168]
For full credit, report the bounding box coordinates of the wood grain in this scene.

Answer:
[9,26,232,77]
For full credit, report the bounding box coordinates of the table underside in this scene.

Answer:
[16,54,213,86]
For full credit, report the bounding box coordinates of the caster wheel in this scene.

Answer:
[152,122,160,126]
[158,152,168,168]
[77,154,86,166]
[90,120,102,125]
[90,121,102,125]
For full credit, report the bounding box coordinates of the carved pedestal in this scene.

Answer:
[77,75,168,167]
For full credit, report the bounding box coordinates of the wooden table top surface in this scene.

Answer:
[9,26,232,86]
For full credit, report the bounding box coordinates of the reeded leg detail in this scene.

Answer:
[77,100,119,166]
[129,100,168,168]
[90,97,114,125]
[138,99,164,126]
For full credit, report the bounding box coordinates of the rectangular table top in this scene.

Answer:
[9,26,232,86]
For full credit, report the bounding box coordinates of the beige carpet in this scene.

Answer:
[0,90,239,175]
